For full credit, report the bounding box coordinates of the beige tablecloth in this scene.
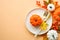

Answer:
[0,0,60,40]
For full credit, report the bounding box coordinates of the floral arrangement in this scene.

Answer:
[36,0,60,31]
[36,0,60,40]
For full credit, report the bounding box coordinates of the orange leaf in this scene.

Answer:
[36,1,41,7]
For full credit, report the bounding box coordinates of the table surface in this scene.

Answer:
[0,0,60,40]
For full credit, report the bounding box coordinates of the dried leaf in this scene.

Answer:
[44,1,48,6]
[48,0,53,3]
[36,1,41,7]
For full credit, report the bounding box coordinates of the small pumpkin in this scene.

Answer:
[30,14,42,26]
[47,30,58,40]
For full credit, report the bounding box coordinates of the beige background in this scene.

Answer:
[0,0,60,40]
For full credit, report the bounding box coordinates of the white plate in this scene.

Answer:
[25,8,52,35]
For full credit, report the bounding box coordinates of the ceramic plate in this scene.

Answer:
[25,8,52,35]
